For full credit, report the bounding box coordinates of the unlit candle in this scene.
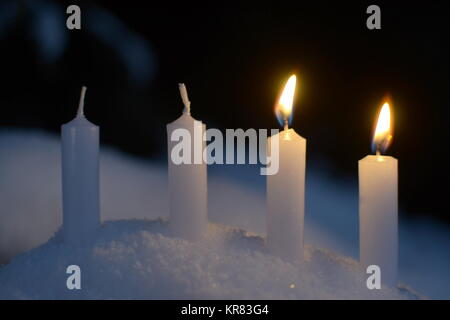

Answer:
[166,83,207,241]
[61,86,100,245]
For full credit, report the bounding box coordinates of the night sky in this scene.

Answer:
[1,0,449,223]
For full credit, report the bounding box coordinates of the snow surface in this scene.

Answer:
[0,219,417,299]
[0,129,448,299]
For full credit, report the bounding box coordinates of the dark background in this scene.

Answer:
[0,0,449,223]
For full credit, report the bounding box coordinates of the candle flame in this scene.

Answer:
[372,102,393,154]
[275,75,297,128]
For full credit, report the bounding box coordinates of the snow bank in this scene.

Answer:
[0,220,418,299]
[1,128,449,299]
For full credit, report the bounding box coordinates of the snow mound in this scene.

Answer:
[0,220,420,300]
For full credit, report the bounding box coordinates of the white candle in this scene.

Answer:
[267,75,306,262]
[61,86,100,244]
[166,83,207,241]
[359,102,398,287]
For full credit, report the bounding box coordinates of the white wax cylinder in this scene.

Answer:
[61,88,100,245]
[359,155,398,287]
[267,128,306,262]
[167,112,207,241]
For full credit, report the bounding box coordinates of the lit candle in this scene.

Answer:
[359,101,398,287]
[267,75,306,262]
[61,86,100,245]
[166,83,207,241]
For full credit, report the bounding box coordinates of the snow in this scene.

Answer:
[0,128,448,299]
[0,219,416,299]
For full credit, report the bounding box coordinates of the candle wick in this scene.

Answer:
[77,86,87,116]
[178,83,191,115]
[283,118,289,131]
